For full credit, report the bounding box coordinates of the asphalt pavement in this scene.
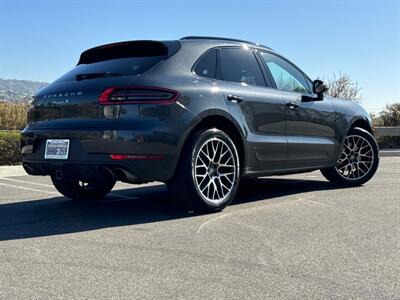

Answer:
[0,158,399,299]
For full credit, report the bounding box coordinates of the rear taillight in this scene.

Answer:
[99,86,179,105]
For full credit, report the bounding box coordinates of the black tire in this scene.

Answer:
[51,171,116,200]
[167,128,240,213]
[321,127,379,186]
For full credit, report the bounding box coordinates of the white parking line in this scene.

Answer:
[196,212,233,234]
[0,178,140,201]
[0,182,59,195]
[0,177,54,188]
[0,177,143,202]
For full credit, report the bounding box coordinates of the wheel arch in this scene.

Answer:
[349,117,373,134]
[334,116,374,162]
[175,112,247,177]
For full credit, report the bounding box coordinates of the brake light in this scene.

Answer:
[99,86,179,105]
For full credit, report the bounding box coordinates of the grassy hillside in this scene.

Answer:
[0,78,48,103]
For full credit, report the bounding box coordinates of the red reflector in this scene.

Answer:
[110,154,165,160]
[110,154,128,160]
[99,86,179,105]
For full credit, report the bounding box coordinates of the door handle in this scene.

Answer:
[286,102,299,109]
[227,95,244,103]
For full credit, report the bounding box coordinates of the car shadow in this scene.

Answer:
[0,178,345,241]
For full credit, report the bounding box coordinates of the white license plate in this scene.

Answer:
[44,139,70,160]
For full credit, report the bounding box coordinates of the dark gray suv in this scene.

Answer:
[21,36,379,212]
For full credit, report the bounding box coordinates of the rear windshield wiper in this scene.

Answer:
[75,72,123,81]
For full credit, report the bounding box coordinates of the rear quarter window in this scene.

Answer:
[193,49,217,79]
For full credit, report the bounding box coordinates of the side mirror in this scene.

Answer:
[312,80,328,100]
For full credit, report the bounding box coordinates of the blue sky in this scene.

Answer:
[0,0,399,112]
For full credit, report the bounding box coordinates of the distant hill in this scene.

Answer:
[0,78,49,103]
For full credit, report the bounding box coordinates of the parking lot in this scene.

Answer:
[0,157,399,299]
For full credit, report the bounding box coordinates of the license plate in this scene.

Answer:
[44,139,70,160]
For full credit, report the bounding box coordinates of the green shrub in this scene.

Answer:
[0,131,21,165]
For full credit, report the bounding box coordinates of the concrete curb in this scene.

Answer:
[380,150,400,157]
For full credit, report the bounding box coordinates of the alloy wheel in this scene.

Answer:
[335,135,375,180]
[193,137,237,203]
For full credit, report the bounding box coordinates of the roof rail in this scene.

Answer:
[180,36,271,49]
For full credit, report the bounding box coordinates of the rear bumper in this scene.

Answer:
[22,159,175,183]
[21,129,181,182]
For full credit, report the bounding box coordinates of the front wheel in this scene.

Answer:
[51,172,116,201]
[167,128,240,212]
[321,127,379,186]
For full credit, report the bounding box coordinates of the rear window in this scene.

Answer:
[54,40,179,83]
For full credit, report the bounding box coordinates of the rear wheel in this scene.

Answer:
[51,172,116,200]
[321,127,379,186]
[167,128,240,212]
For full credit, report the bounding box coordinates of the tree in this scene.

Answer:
[325,73,362,101]
[377,103,400,127]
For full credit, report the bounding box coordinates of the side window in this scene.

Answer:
[193,49,217,79]
[260,52,311,94]
[220,48,265,86]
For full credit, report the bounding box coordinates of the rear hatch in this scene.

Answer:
[28,40,180,129]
